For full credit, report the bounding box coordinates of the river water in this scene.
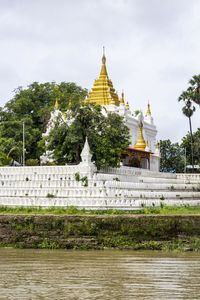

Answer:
[0,249,200,300]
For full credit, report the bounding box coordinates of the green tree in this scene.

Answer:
[160,139,185,173]
[181,128,200,166]
[187,75,200,106]
[0,152,12,166]
[178,92,195,168]
[178,74,200,169]
[0,82,87,163]
[47,103,130,169]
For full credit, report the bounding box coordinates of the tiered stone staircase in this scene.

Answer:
[97,167,200,209]
[0,165,199,209]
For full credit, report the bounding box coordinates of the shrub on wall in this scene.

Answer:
[26,159,39,166]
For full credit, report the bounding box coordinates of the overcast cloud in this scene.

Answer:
[0,0,199,142]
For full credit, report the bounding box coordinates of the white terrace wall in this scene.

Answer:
[0,163,200,209]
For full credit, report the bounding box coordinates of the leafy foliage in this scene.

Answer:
[0,82,129,168]
[179,74,200,106]
[178,75,200,168]
[160,139,185,173]
[0,153,12,166]
[182,128,200,166]
[187,75,200,106]
[47,103,130,169]
[0,82,87,164]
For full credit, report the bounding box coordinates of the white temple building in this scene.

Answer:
[41,51,160,171]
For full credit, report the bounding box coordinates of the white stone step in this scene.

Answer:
[0,196,200,210]
[105,181,200,191]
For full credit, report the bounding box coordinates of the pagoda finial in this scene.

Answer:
[145,101,152,116]
[134,122,147,150]
[54,98,59,110]
[62,111,67,121]
[126,101,130,109]
[102,46,106,63]
[100,47,107,76]
[120,90,125,105]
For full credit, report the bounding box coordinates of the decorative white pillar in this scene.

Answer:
[80,137,97,177]
[80,137,92,165]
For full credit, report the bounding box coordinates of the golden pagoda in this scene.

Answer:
[145,102,151,116]
[86,49,120,106]
[134,122,147,150]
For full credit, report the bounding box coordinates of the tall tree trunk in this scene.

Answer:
[189,116,194,171]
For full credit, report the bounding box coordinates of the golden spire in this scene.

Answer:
[86,48,120,106]
[145,101,151,116]
[119,90,125,105]
[100,46,108,78]
[125,101,130,109]
[62,111,67,121]
[134,122,147,150]
[54,98,59,110]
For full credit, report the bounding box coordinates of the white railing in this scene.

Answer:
[177,173,200,182]
[100,166,176,179]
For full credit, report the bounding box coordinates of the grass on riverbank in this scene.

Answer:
[1,237,200,251]
[0,205,200,215]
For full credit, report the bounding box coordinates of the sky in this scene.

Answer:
[0,0,199,142]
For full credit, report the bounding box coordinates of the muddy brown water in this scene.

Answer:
[0,249,200,299]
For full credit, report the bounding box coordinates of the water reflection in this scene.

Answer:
[0,249,200,299]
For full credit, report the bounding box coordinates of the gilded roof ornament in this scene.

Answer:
[54,98,59,110]
[102,46,106,64]
[145,101,152,116]
[125,101,130,109]
[62,112,67,121]
[134,122,147,150]
[120,90,125,105]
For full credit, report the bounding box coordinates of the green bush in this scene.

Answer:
[75,172,80,181]
[46,193,55,198]
[26,159,39,166]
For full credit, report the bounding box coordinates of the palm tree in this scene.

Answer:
[188,75,200,106]
[179,91,196,170]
